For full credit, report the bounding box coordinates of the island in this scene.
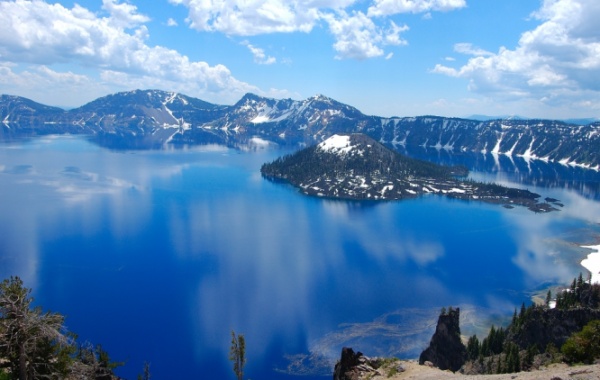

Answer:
[261,133,559,212]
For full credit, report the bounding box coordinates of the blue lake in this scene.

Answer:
[0,136,599,379]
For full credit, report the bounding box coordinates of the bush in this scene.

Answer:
[561,319,600,364]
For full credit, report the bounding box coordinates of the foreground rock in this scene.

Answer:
[333,347,404,380]
[418,307,467,372]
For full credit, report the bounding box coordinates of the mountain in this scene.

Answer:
[1,90,599,169]
[466,114,526,121]
[261,133,559,212]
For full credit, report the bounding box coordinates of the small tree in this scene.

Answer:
[229,331,246,380]
[466,335,480,361]
[137,361,151,380]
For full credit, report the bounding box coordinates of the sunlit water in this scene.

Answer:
[0,136,599,379]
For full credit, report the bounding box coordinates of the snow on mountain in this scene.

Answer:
[317,134,355,154]
[1,89,599,169]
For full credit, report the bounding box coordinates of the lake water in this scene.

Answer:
[1,136,599,379]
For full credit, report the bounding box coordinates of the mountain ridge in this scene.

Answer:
[1,89,599,169]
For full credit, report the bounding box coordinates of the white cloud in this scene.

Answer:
[324,11,382,59]
[323,11,408,60]
[367,0,466,17]
[453,42,493,57]
[166,18,178,27]
[170,0,456,60]
[241,41,277,65]
[101,0,150,29]
[0,63,108,106]
[433,0,600,112]
[0,0,264,105]
[169,0,331,36]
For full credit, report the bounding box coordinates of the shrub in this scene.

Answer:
[561,319,600,364]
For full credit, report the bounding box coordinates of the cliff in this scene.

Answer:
[418,308,467,372]
[507,307,600,350]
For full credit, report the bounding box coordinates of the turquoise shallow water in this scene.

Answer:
[0,136,599,379]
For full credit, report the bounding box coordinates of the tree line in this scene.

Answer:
[463,273,600,374]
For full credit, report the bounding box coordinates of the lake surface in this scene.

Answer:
[1,136,599,379]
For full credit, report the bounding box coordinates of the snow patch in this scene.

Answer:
[581,245,600,284]
[251,115,271,123]
[492,133,504,154]
[317,134,356,155]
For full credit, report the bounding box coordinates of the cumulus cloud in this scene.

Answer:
[323,11,408,60]
[168,0,329,35]
[0,63,108,106]
[367,0,466,17]
[0,0,260,104]
[171,0,458,60]
[101,0,150,29]
[241,41,277,65]
[433,0,600,110]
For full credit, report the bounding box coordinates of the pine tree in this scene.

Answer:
[0,276,73,380]
[229,331,246,380]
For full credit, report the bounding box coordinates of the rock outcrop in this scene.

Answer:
[332,347,385,380]
[418,307,467,372]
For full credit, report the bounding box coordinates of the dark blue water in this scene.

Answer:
[1,136,599,379]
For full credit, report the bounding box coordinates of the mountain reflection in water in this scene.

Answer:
[0,136,599,379]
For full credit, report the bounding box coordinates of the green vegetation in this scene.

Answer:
[561,320,600,364]
[555,272,600,309]
[0,276,122,380]
[229,331,246,380]
[462,273,600,375]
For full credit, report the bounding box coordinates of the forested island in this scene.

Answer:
[261,134,560,212]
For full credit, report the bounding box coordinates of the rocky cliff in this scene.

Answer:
[507,307,600,350]
[418,308,467,372]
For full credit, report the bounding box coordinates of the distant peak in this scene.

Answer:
[240,93,264,101]
[310,94,331,101]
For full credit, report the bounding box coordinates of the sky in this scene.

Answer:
[0,0,599,119]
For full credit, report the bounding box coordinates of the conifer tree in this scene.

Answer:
[229,331,246,380]
[0,276,72,380]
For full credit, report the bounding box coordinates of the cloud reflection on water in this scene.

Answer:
[1,137,600,379]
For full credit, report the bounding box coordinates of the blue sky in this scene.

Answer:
[1,0,599,119]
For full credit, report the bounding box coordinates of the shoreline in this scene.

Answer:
[581,245,600,284]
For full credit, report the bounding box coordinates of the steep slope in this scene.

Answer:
[0,94,65,123]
